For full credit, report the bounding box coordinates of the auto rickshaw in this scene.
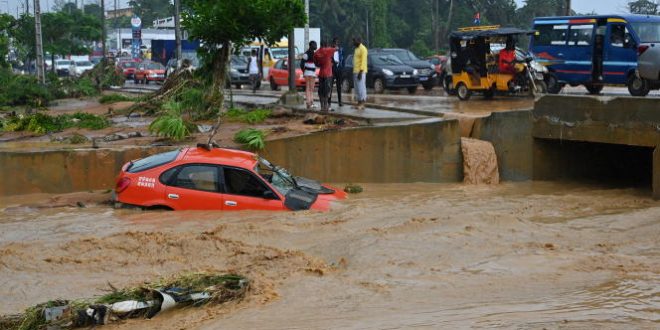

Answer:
[449,26,546,100]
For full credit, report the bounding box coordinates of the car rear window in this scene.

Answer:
[127,150,180,173]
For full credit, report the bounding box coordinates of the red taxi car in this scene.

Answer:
[114,146,346,211]
[118,61,139,79]
[134,61,166,84]
[267,58,319,90]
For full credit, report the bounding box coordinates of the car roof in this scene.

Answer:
[534,14,660,24]
[180,147,258,168]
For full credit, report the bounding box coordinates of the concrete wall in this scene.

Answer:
[262,120,463,183]
[471,110,534,181]
[533,95,660,147]
[0,147,170,196]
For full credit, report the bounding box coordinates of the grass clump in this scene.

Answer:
[1,112,109,134]
[99,94,136,104]
[225,108,271,124]
[344,184,363,194]
[149,101,196,141]
[234,128,267,151]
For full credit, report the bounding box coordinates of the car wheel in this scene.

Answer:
[456,82,471,101]
[270,77,279,91]
[422,82,434,91]
[544,73,562,94]
[534,80,548,95]
[235,84,242,89]
[627,74,650,97]
[341,79,351,93]
[443,75,456,95]
[407,86,417,94]
[584,83,603,95]
[373,78,385,94]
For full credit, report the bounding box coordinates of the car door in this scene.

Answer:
[566,23,595,83]
[220,166,286,211]
[603,23,637,84]
[163,164,224,210]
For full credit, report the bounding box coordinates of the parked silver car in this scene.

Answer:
[635,43,660,96]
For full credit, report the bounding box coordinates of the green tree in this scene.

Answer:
[129,0,174,28]
[628,0,659,14]
[182,0,306,106]
[0,14,15,69]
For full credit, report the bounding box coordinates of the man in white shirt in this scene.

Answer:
[247,49,260,93]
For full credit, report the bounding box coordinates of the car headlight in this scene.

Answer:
[430,64,436,70]
[412,69,418,76]
[230,68,238,74]
[382,68,394,76]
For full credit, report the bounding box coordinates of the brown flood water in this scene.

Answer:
[0,182,658,329]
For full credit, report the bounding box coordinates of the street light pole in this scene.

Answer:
[566,0,571,16]
[101,0,106,61]
[174,0,182,68]
[34,0,45,84]
[304,0,309,48]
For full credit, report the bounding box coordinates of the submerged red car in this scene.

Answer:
[114,146,346,211]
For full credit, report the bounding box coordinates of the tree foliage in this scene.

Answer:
[182,0,306,105]
[129,0,174,28]
[628,0,659,14]
[309,0,572,56]
[0,14,14,69]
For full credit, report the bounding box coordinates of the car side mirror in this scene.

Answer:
[263,190,277,200]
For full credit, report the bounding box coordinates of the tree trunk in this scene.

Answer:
[206,42,231,146]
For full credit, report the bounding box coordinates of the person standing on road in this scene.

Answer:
[352,37,368,110]
[314,39,335,112]
[302,41,318,110]
[328,37,344,107]
[247,49,260,93]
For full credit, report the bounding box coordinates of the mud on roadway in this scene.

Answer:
[0,182,659,329]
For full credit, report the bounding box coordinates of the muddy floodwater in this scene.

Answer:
[1,182,659,329]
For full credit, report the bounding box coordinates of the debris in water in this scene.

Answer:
[460,138,499,185]
[344,184,363,194]
[0,272,248,330]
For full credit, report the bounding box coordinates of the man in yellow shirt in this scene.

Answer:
[352,37,368,110]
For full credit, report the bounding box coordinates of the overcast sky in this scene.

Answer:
[0,0,636,17]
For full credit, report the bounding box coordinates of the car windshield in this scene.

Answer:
[271,48,289,59]
[255,157,296,196]
[231,57,247,67]
[121,62,137,68]
[372,54,404,65]
[632,22,660,43]
[388,49,419,61]
[76,61,92,66]
[147,63,164,70]
[182,52,200,67]
[57,60,72,65]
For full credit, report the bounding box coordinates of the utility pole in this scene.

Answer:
[565,0,571,16]
[174,0,182,68]
[34,0,45,84]
[304,0,309,49]
[101,0,106,62]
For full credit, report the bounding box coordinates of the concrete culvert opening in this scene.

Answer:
[534,139,654,190]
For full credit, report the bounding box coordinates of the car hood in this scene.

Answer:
[379,64,417,74]
[403,60,433,69]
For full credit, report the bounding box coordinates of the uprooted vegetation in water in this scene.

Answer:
[234,128,268,151]
[0,272,248,330]
[0,112,110,134]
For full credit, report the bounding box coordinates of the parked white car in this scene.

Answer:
[634,43,660,96]
[54,59,73,76]
[69,60,95,77]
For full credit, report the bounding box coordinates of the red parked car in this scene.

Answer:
[118,60,139,79]
[114,146,347,211]
[134,61,166,84]
[267,58,319,90]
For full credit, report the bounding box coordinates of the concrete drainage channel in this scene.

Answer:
[1,94,659,199]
